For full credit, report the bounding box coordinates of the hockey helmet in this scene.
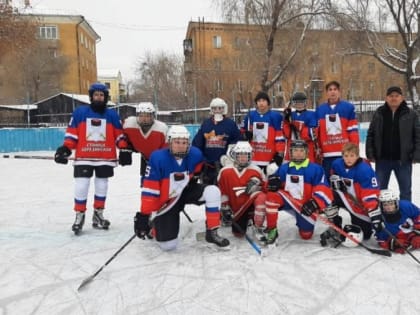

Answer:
[167,125,190,158]
[340,224,364,248]
[88,82,109,104]
[230,141,253,169]
[379,189,399,214]
[210,98,228,122]
[136,102,156,127]
[289,139,308,163]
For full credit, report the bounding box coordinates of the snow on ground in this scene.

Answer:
[1,152,420,315]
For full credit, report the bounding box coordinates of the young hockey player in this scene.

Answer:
[192,97,241,185]
[329,143,380,240]
[120,102,168,178]
[263,140,333,244]
[217,141,266,237]
[240,91,286,173]
[54,82,128,235]
[283,91,320,164]
[375,189,420,254]
[134,125,230,251]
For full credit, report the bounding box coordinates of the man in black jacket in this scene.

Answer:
[366,86,420,201]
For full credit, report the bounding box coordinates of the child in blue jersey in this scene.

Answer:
[192,97,241,185]
[329,143,380,240]
[134,125,230,251]
[375,189,420,253]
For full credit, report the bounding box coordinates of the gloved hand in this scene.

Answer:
[245,177,262,195]
[389,238,407,254]
[54,145,71,164]
[323,204,339,220]
[368,208,383,232]
[267,175,281,192]
[134,212,152,239]
[272,153,284,166]
[244,131,253,142]
[301,199,320,216]
[409,234,420,249]
[330,175,346,192]
[221,203,233,226]
[119,149,132,166]
[283,107,292,122]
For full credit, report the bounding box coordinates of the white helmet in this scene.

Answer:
[167,125,190,158]
[379,189,399,213]
[340,224,364,248]
[230,141,253,169]
[210,98,228,122]
[136,102,155,114]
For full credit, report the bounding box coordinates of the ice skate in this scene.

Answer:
[92,209,110,230]
[205,228,230,248]
[72,212,85,235]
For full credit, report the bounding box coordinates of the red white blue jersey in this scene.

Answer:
[218,164,266,212]
[63,105,127,166]
[331,158,379,213]
[316,100,359,157]
[240,109,285,166]
[375,200,420,243]
[192,117,241,163]
[283,109,318,163]
[123,116,168,160]
[141,146,204,215]
[274,159,332,209]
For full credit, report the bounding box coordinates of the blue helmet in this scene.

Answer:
[88,82,109,104]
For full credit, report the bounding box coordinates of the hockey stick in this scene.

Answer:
[231,220,263,256]
[77,234,136,291]
[278,190,391,256]
[182,209,193,223]
[2,154,74,160]
[381,226,420,264]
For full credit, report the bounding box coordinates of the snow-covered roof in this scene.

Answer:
[33,93,116,106]
[0,104,37,110]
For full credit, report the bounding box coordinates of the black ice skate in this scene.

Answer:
[92,209,110,229]
[205,228,230,248]
[72,212,85,235]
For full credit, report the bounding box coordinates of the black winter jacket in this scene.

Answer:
[365,101,420,163]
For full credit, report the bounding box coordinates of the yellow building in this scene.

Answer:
[98,69,126,104]
[0,11,100,104]
[183,21,405,115]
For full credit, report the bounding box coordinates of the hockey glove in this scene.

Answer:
[368,208,383,232]
[221,203,233,226]
[323,204,339,220]
[245,177,262,195]
[301,199,320,216]
[267,175,282,192]
[283,107,292,122]
[54,145,71,164]
[244,131,253,142]
[409,234,420,249]
[134,212,152,239]
[118,149,132,166]
[329,175,346,192]
[272,153,284,166]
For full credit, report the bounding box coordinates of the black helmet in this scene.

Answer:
[291,92,307,103]
[289,140,308,163]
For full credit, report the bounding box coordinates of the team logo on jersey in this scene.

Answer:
[325,113,342,135]
[86,118,106,141]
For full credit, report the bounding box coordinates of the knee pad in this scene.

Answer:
[299,230,313,240]
[202,185,221,209]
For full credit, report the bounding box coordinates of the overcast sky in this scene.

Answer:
[25,0,220,81]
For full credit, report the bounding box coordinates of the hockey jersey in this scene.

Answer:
[141,146,204,214]
[331,157,379,214]
[218,164,265,212]
[240,109,285,166]
[283,109,319,163]
[63,105,127,166]
[316,100,359,157]
[123,116,168,160]
[375,200,420,244]
[192,117,241,163]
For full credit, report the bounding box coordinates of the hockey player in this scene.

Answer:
[54,82,128,235]
[120,102,168,178]
[134,125,230,251]
[263,140,333,244]
[283,91,320,164]
[217,141,266,237]
[192,97,241,185]
[375,189,420,254]
[240,91,286,174]
[329,143,380,240]
[315,81,359,178]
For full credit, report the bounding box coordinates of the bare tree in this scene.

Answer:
[214,0,329,92]
[335,0,420,107]
[132,51,187,110]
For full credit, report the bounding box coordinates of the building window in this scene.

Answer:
[39,26,58,39]
[236,80,243,92]
[214,79,223,91]
[213,35,222,48]
[48,48,57,58]
[368,62,375,72]
[80,33,84,45]
[105,82,111,89]
[331,61,338,74]
[213,58,221,70]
